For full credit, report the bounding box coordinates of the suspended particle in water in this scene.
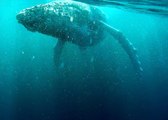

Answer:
[21,51,24,54]
[90,38,93,44]
[70,16,73,22]
[90,56,94,63]
[35,76,39,80]
[59,62,64,69]
[32,56,35,60]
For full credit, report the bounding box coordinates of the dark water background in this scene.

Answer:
[0,0,168,120]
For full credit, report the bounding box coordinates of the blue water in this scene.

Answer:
[75,0,168,16]
[0,0,168,120]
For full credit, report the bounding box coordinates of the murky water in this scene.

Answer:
[0,0,168,120]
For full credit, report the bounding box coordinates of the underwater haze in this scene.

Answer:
[0,0,168,120]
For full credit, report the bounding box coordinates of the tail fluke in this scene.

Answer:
[99,21,143,76]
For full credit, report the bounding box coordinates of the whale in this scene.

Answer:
[16,0,143,76]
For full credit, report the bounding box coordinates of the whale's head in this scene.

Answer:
[16,2,66,33]
[16,1,92,38]
[16,5,45,32]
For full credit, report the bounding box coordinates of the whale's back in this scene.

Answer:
[45,1,106,47]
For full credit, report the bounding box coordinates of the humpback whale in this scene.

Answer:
[16,0,143,75]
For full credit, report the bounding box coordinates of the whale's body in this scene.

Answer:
[17,1,105,47]
[16,0,143,75]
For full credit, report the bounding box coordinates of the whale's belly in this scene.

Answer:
[58,20,105,47]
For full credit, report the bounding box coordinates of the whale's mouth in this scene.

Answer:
[16,13,24,23]
[16,12,36,32]
[16,9,27,23]
[24,24,36,32]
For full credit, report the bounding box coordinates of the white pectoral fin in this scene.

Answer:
[99,21,143,76]
[54,40,65,66]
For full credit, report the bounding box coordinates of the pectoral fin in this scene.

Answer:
[54,40,65,66]
[99,21,143,76]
